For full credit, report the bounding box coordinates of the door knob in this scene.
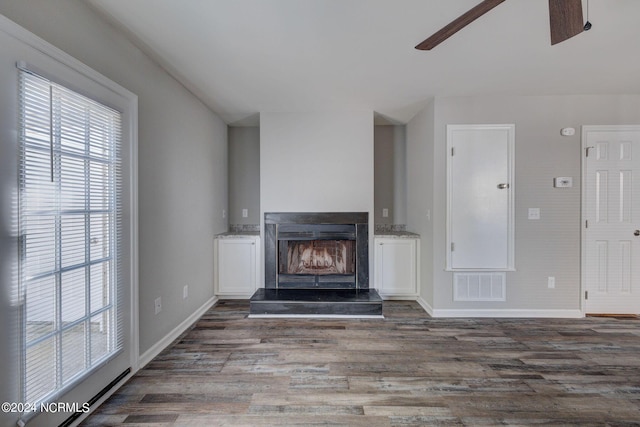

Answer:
[497,183,510,189]
[635,230,640,236]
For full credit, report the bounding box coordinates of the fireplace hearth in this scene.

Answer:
[250,212,382,317]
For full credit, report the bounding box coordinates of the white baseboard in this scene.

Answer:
[414,297,582,318]
[416,296,434,316]
[138,295,218,369]
[430,308,583,318]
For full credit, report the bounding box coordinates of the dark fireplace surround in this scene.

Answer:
[264,212,369,290]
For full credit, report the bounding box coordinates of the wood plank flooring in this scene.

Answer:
[81,300,640,426]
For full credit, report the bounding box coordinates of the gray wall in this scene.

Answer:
[228,127,260,225]
[0,2,227,425]
[406,102,435,307]
[374,125,407,225]
[409,95,640,313]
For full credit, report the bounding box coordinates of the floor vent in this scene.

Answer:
[454,272,506,302]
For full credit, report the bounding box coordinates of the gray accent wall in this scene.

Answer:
[228,126,260,225]
[408,95,640,314]
[374,125,407,225]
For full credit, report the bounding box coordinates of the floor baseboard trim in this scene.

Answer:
[416,296,434,316]
[430,308,584,318]
[138,295,218,369]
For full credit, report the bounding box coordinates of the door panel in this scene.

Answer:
[447,125,515,270]
[584,127,640,314]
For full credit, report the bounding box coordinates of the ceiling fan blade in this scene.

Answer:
[549,0,584,45]
[415,0,506,50]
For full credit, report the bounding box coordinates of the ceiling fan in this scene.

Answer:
[415,0,586,50]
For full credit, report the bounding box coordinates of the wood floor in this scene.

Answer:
[81,300,640,426]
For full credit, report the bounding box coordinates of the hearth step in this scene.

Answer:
[249,288,383,317]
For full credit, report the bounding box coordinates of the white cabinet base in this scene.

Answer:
[214,236,260,298]
[374,237,419,299]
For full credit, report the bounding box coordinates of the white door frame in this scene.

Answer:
[581,125,640,315]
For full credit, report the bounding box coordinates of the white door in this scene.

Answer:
[447,125,515,270]
[583,126,640,314]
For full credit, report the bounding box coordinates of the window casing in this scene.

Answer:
[18,69,123,405]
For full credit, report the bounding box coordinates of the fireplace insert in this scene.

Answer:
[264,212,369,290]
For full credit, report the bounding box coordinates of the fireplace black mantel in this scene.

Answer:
[264,212,369,290]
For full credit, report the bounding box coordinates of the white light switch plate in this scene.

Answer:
[554,177,573,188]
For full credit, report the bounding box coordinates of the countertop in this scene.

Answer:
[215,231,260,238]
[216,230,419,238]
[374,231,420,238]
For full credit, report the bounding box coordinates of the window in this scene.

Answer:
[18,69,123,405]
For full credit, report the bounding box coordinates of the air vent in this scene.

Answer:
[454,272,506,301]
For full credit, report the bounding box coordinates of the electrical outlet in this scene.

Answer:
[548,276,555,289]
[382,208,389,218]
[528,208,541,220]
[222,209,226,219]
[242,208,248,218]
[154,297,162,314]
[183,285,188,299]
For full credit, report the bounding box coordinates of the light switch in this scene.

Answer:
[554,177,573,188]
[528,208,540,220]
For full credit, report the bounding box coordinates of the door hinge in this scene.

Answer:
[585,291,588,300]
[451,147,455,156]
[451,242,455,251]
[585,220,589,229]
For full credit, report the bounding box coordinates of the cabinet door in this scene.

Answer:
[217,238,258,296]
[375,239,417,296]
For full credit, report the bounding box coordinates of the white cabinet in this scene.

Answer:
[214,236,260,298]
[374,237,419,298]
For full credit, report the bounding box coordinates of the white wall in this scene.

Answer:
[260,111,374,214]
[0,2,227,425]
[260,111,374,284]
[412,95,640,315]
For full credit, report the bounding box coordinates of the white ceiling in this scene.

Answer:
[87,0,640,125]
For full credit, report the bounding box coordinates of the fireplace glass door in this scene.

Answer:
[276,224,358,289]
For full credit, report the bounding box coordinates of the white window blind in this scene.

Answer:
[18,68,124,407]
